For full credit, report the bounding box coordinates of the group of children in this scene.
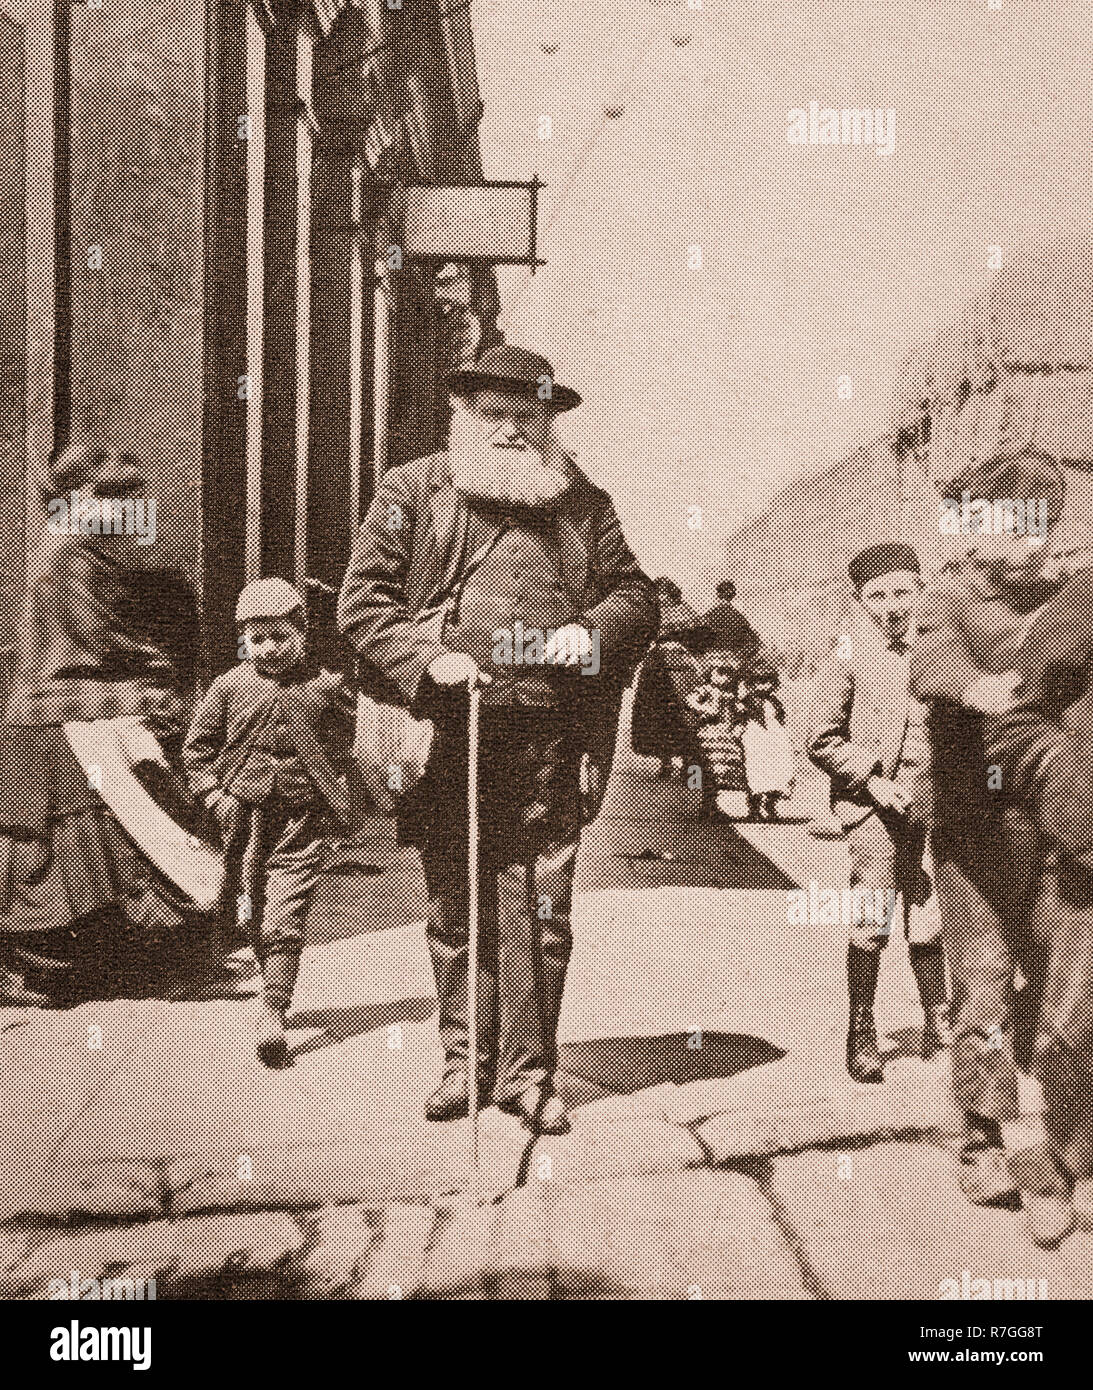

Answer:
[685,651,795,821]
[805,452,1093,1248]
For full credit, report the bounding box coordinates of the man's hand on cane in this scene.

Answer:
[427,652,493,688]
[543,623,594,668]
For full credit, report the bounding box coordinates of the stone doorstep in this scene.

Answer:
[3,1168,810,1300]
[0,1076,981,1299]
[0,1113,730,1299]
[695,1086,961,1166]
[680,1047,964,1160]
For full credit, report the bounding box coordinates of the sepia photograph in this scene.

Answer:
[0,0,1090,1353]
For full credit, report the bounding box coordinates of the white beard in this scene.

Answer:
[447,407,575,508]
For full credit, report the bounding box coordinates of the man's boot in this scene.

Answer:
[425,1069,471,1121]
[0,942,49,1007]
[909,939,950,1060]
[846,943,884,1083]
[1007,1138,1075,1249]
[425,930,495,1121]
[534,938,572,1133]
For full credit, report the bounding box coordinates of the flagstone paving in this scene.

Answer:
[0,758,1079,1298]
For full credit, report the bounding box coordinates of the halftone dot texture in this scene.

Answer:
[4,0,1093,1302]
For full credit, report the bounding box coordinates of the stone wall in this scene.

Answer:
[67,0,209,578]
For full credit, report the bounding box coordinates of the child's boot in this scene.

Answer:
[257,999,288,1068]
[257,950,298,1068]
[846,943,884,1083]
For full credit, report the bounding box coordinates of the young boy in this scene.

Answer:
[183,578,353,1066]
[910,454,1073,1242]
[807,543,948,1084]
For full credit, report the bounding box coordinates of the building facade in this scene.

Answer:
[0,0,499,677]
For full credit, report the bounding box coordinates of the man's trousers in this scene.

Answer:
[933,809,1037,1129]
[934,807,1093,1179]
[419,832,577,1103]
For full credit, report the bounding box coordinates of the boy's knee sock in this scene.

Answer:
[909,938,948,1012]
[261,950,300,1012]
[847,942,881,1010]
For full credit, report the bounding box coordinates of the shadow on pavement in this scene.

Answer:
[286,996,436,1062]
[555,1030,785,1106]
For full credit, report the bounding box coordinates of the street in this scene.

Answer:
[2,696,1091,1300]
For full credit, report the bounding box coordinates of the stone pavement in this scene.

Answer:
[3,746,1090,1299]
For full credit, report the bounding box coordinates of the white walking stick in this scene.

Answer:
[466,677,482,1201]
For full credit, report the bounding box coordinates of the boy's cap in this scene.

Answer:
[848,542,921,589]
[235,577,306,624]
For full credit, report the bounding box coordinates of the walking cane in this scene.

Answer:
[466,676,482,1204]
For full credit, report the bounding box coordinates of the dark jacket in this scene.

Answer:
[182,662,353,818]
[631,641,705,757]
[658,598,713,652]
[337,451,656,838]
[992,567,1093,864]
[909,562,1062,842]
[337,451,656,711]
[3,533,192,727]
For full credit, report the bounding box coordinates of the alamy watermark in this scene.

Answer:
[786,102,896,157]
[787,881,897,929]
[46,491,158,547]
[938,1270,1048,1300]
[491,621,601,676]
[939,493,1048,537]
[48,1269,157,1300]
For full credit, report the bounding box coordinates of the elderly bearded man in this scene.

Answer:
[338,345,656,1133]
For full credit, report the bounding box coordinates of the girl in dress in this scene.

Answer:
[737,663,795,821]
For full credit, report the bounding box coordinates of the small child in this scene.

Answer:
[686,656,746,812]
[738,666,794,822]
[183,578,353,1066]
